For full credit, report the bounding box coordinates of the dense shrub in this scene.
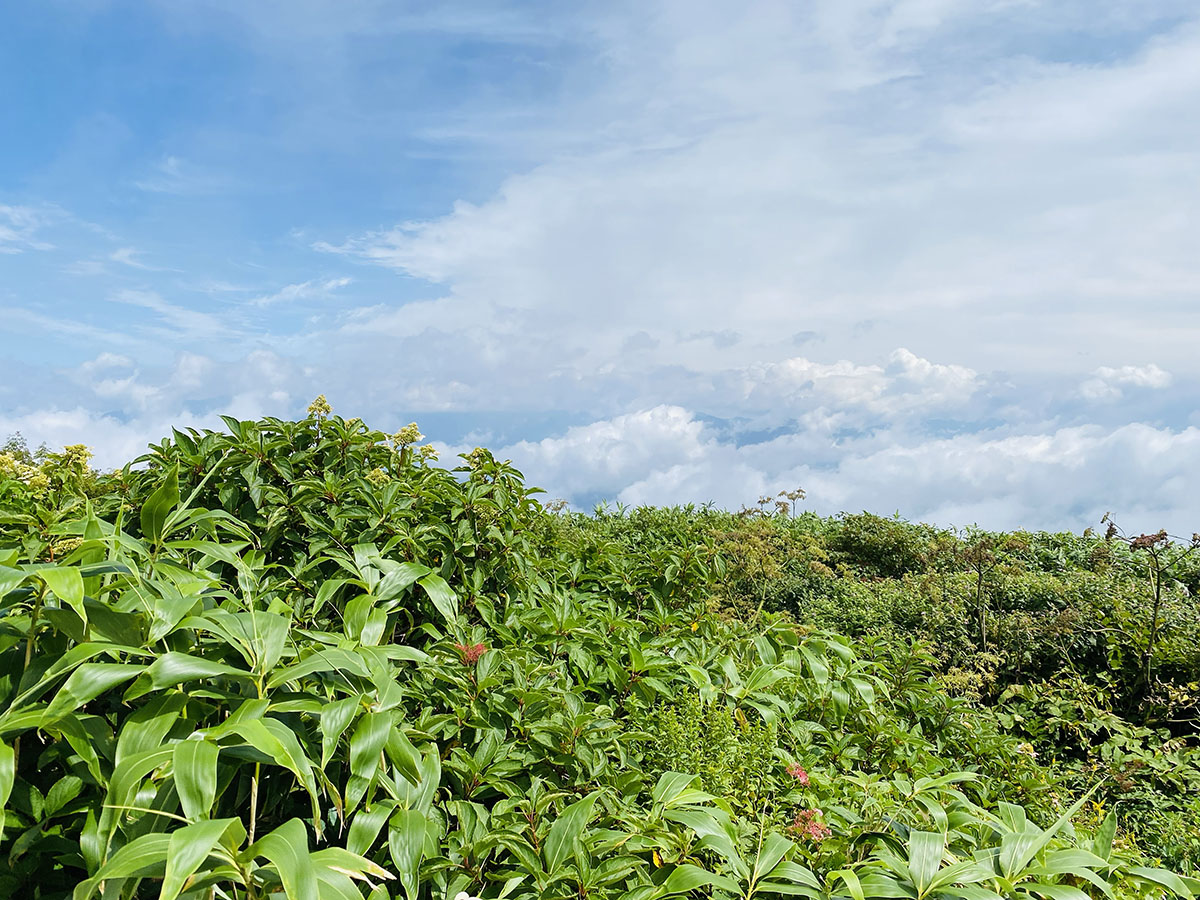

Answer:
[826,512,938,580]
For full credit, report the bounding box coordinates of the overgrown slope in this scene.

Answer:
[0,409,1194,899]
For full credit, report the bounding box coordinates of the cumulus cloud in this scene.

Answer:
[496,407,1200,535]
[1080,364,1173,400]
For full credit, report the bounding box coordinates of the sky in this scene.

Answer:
[2,0,1199,533]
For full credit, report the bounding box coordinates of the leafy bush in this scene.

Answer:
[827,513,937,580]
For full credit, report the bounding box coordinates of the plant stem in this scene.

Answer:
[249,762,260,843]
[14,586,45,770]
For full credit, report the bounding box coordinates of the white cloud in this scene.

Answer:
[109,247,164,270]
[496,407,1200,535]
[134,156,229,194]
[79,352,135,374]
[0,205,54,253]
[500,406,710,500]
[7,307,133,347]
[108,289,227,338]
[1080,363,1173,400]
[325,5,1200,382]
[251,277,352,306]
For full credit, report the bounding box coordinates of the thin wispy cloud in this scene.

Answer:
[7,307,134,348]
[108,289,227,338]
[134,156,230,195]
[0,205,55,253]
[251,276,352,307]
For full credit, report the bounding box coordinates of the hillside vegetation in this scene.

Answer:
[0,404,1196,899]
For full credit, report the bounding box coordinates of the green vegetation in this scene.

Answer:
[0,404,1197,899]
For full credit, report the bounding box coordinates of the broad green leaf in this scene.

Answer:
[1128,867,1196,900]
[799,646,829,684]
[652,772,716,809]
[0,740,13,834]
[44,774,83,817]
[160,818,245,900]
[0,565,28,600]
[832,869,866,900]
[311,846,394,884]
[999,787,1096,881]
[141,465,180,545]
[384,726,423,786]
[219,719,321,825]
[125,651,251,700]
[320,696,362,767]
[1019,884,1092,900]
[246,818,318,900]
[388,807,429,900]
[269,649,373,689]
[74,833,171,900]
[347,711,392,813]
[113,694,187,765]
[907,830,945,894]
[376,563,430,603]
[1092,811,1116,862]
[168,539,248,568]
[99,746,176,849]
[662,864,741,896]
[545,792,598,874]
[44,663,145,725]
[39,566,87,627]
[50,715,106,784]
[752,833,794,886]
[348,800,398,857]
[173,738,219,821]
[857,873,918,898]
[417,572,458,625]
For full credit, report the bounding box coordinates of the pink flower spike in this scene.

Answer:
[787,808,830,843]
[786,763,810,786]
[453,642,488,665]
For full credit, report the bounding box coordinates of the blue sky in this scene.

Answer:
[3,1,1200,532]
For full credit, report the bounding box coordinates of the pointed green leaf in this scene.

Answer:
[44,663,145,725]
[141,465,180,545]
[173,738,218,821]
[246,818,318,900]
[388,808,429,900]
[160,818,245,900]
[545,793,598,874]
[662,864,741,895]
[907,830,945,894]
[73,833,171,900]
[417,572,458,625]
[40,566,86,628]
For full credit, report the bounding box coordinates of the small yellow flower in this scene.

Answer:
[307,394,333,419]
[652,850,663,868]
[690,622,699,632]
[392,422,423,446]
